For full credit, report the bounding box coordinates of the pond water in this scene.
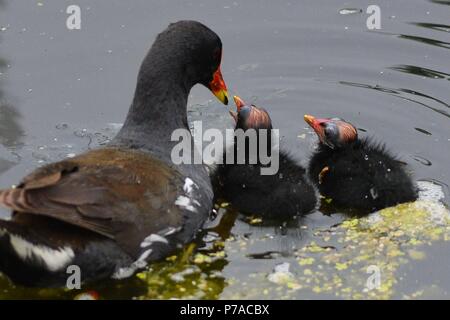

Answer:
[0,0,449,299]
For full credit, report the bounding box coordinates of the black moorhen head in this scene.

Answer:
[305,114,417,214]
[212,96,317,220]
[0,20,228,287]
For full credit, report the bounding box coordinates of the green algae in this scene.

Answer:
[222,199,449,300]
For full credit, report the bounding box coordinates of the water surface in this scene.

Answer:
[0,0,449,299]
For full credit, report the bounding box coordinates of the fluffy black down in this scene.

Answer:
[308,137,417,213]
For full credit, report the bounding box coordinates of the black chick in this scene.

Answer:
[305,114,417,214]
[212,96,317,220]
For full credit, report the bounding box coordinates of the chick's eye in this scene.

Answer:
[324,126,334,137]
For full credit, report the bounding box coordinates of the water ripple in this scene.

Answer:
[414,127,432,136]
[410,22,450,33]
[374,31,450,50]
[430,0,450,6]
[412,154,433,166]
[339,81,450,119]
[390,64,450,80]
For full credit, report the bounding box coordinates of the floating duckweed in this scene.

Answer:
[220,202,230,208]
[193,253,213,264]
[408,238,422,245]
[335,262,349,270]
[166,255,177,262]
[209,250,226,258]
[312,286,322,293]
[214,241,225,248]
[249,217,263,225]
[408,249,426,260]
[303,269,313,276]
[0,186,447,300]
[298,257,315,266]
[135,272,146,280]
[303,242,331,253]
[221,197,449,300]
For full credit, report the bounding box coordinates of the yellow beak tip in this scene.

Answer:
[212,90,228,105]
[223,93,229,105]
[304,114,315,124]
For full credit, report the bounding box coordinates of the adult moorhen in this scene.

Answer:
[0,20,229,287]
[212,96,317,220]
[304,114,417,214]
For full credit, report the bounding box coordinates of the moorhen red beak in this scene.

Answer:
[209,65,228,105]
[0,20,228,287]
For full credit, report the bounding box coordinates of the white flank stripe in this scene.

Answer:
[175,195,197,212]
[159,226,180,236]
[183,178,197,195]
[140,234,169,248]
[111,249,153,280]
[138,248,153,262]
[9,234,74,272]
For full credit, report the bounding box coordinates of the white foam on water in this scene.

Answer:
[267,262,295,285]
[417,181,445,202]
[416,181,448,225]
[106,123,123,130]
[418,200,449,226]
[364,181,448,227]
[366,212,383,225]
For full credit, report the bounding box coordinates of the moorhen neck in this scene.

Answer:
[305,115,417,214]
[212,96,317,220]
[113,20,227,157]
[0,20,228,287]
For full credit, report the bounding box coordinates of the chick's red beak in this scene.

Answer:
[304,114,326,139]
[304,114,319,131]
[233,95,246,112]
[209,66,228,105]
